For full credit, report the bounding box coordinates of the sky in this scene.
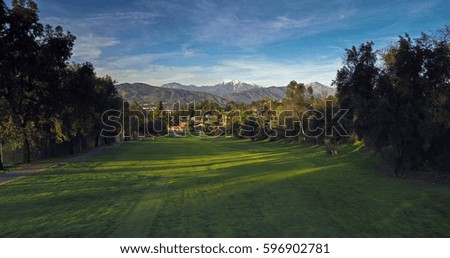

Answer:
[35,0,449,87]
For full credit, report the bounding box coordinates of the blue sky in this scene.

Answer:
[36,0,449,86]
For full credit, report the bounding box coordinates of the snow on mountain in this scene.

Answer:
[162,80,262,96]
[210,80,261,95]
[305,82,336,97]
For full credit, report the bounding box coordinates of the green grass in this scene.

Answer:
[0,137,449,237]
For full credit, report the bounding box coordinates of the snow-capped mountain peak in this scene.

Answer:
[217,80,261,92]
[222,79,241,85]
[161,80,261,95]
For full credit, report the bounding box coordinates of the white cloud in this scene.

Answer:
[269,16,314,30]
[72,34,120,60]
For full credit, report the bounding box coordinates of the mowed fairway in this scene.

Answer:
[0,137,449,237]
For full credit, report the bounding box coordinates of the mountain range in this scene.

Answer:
[115,80,336,105]
[115,83,230,106]
[161,80,262,96]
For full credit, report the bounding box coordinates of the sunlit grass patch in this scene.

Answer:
[0,137,449,237]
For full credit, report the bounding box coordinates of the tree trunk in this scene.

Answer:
[24,136,31,163]
[95,133,100,147]
[69,138,74,155]
[0,143,4,170]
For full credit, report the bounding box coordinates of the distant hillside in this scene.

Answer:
[115,83,230,105]
[221,82,335,103]
[160,82,200,92]
[116,81,336,106]
[224,86,286,103]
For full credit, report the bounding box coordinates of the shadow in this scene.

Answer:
[0,138,449,237]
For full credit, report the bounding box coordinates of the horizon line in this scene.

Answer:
[114,80,333,88]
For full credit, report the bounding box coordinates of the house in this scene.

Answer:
[169,121,188,132]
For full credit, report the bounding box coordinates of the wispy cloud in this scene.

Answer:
[100,52,190,69]
[72,34,120,60]
[83,11,162,25]
[190,3,356,47]
[44,10,161,32]
[42,8,161,60]
[403,0,440,15]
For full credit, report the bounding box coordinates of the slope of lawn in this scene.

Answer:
[0,136,449,237]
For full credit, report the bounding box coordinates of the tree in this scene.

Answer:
[381,33,450,174]
[0,0,75,163]
[0,0,8,169]
[148,101,167,136]
[60,63,98,153]
[92,75,122,146]
[285,80,307,116]
[284,80,317,142]
[333,42,379,143]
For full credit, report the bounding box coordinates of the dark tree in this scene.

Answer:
[334,28,450,175]
[93,75,122,146]
[0,0,122,164]
[0,0,75,162]
[382,33,450,174]
[333,42,379,142]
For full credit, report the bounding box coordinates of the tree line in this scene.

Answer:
[0,0,122,169]
[124,83,341,146]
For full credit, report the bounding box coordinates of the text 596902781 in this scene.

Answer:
[261,243,330,254]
